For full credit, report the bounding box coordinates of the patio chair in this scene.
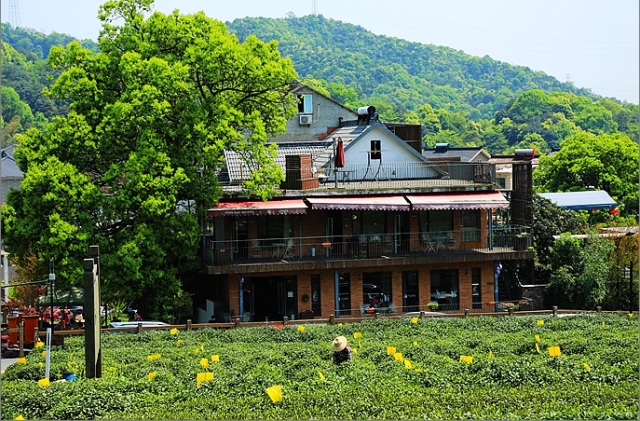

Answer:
[422,232,436,253]
[251,240,262,259]
[281,239,294,260]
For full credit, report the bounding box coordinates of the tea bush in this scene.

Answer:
[2,313,637,419]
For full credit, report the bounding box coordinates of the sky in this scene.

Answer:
[2,0,638,104]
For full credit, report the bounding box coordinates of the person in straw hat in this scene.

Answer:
[331,335,352,365]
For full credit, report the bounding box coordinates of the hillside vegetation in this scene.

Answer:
[228,15,600,119]
[1,16,637,157]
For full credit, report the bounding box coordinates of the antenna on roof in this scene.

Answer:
[9,0,21,28]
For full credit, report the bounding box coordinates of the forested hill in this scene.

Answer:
[227,15,599,119]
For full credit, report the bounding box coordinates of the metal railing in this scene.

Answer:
[205,226,531,266]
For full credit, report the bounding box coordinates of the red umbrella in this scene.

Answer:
[335,138,345,168]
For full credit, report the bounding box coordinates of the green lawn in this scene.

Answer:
[2,313,638,420]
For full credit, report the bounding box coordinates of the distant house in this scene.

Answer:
[538,191,617,211]
[489,149,539,191]
[422,143,491,163]
[194,83,534,323]
[1,147,24,205]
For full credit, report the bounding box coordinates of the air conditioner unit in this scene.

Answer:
[299,114,312,125]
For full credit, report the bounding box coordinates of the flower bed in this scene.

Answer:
[1,314,637,420]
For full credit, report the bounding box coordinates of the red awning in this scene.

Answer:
[208,199,307,216]
[406,191,509,210]
[306,196,410,211]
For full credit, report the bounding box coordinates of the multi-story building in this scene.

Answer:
[191,83,534,322]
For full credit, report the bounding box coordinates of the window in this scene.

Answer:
[430,269,459,311]
[420,210,453,235]
[471,268,482,309]
[370,140,381,160]
[362,272,392,307]
[460,210,480,242]
[311,275,321,316]
[297,94,313,114]
[402,271,419,312]
[497,177,506,189]
[351,211,385,238]
[338,273,351,316]
[257,215,293,245]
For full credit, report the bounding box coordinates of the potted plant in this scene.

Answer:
[513,232,532,250]
[299,309,314,320]
[427,302,439,312]
[367,235,383,258]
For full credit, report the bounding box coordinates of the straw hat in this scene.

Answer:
[331,335,348,352]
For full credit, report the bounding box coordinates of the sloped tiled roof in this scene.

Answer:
[223,145,330,183]
[1,153,24,179]
[422,146,489,162]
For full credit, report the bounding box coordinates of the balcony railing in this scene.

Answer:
[204,226,531,266]
[221,162,496,191]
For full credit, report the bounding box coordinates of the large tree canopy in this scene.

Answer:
[533,132,639,216]
[3,0,297,319]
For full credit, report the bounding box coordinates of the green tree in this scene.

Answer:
[3,0,297,320]
[532,195,587,284]
[534,132,639,215]
[545,233,614,309]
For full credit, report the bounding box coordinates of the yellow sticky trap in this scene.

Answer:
[488,350,493,359]
[548,346,561,357]
[41,351,47,358]
[266,385,283,403]
[14,416,25,420]
[200,358,209,369]
[38,378,50,387]
[583,363,591,371]
[352,348,357,354]
[413,341,418,347]
[404,359,413,369]
[34,341,44,348]
[411,317,418,324]
[211,355,219,362]
[535,335,541,342]
[196,372,213,387]
[537,320,544,326]
[387,346,396,355]
[148,371,157,381]
[460,355,473,364]
[297,325,305,332]
[536,343,541,353]
[318,371,325,380]
[353,332,362,339]
[393,352,403,362]
[170,328,178,335]
[17,358,26,365]
[147,353,161,361]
